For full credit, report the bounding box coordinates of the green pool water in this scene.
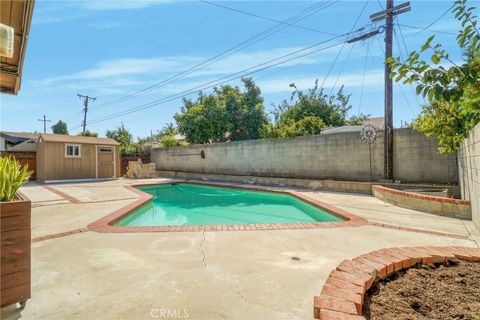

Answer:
[115,183,343,226]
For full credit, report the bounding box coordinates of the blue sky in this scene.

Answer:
[0,0,471,138]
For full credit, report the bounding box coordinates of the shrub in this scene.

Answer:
[0,156,32,202]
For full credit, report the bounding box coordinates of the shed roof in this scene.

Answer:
[39,134,120,146]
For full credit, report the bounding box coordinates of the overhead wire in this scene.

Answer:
[86,38,348,125]
[198,0,338,36]
[319,0,369,90]
[83,2,379,126]
[394,19,421,106]
[415,3,455,34]
[396,24,456,35]
[375,35,414,115]
[91,1,337,109]
[358,39,370,115]
[328,40,356,96]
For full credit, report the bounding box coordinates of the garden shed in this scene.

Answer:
[36,134,120,181]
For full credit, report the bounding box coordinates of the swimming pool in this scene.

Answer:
[114,183,344,226]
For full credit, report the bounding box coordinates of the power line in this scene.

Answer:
[320,0,369,90]
[415,3,455,34]
[396,23,456,35]
[375,34,415,117]
[85,2,373,126]
[199,0,338,36]
[328,40,356,96]
[92,1,337,109]
[394,22,421,106]
[85,38,349,125]
[358,40,371,115]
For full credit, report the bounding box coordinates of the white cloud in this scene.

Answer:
[87,21,125,29]
[30,46,335,94]
[33,0,171,26]
[82,0,171,11]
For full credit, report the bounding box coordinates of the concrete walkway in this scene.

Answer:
[20,179,479,320]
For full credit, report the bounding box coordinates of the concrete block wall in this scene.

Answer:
[458,123,480,230]
[152,128,457,184]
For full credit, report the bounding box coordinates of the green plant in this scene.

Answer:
[387,0,480,153]
[51,120,69,135]
[160,134,183,147]
[106,123,138,155]
[175,78,268,144]
[78,130,98,137]
[0,156,32,202]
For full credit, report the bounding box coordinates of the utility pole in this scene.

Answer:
[348,0,411,180]
[77,93,96,133]
[37,115,51,134]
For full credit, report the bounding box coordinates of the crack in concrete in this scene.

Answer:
[199,231,246,301]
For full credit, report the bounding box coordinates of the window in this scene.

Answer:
[99,147,113,153]
[65,144,81,158]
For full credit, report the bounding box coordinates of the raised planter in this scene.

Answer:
[313,246,480,319]
[0,191,31,309]
[372,185,471,220]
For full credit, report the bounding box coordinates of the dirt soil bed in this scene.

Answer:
[363,260,480,320]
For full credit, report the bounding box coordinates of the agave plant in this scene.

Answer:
[0,156,32,202]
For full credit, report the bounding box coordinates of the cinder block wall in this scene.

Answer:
[458,123,480,230]
[152,128,457,184]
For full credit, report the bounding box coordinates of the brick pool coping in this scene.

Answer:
[313,246,480,320]
[87,181,368,233]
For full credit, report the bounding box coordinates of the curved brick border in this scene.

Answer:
[87,182,368,233]
[372,185,471,220]
[313,246,480,320]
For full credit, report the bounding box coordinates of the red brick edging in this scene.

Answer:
[32,227,89,243]
[372,185,470,205]
[313,246,480,320]
[87,182,368,233]
[42,185,81,204]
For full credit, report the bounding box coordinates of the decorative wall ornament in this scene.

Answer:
[360,124,377,181]
[360,124,377,145]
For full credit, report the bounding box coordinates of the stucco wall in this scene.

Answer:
[152,128,457,184]
[458,123,480,230]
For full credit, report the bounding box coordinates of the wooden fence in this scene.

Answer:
[120,153,150,176]
[0,152,36,180]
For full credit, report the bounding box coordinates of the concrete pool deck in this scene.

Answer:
[20,179,480,320]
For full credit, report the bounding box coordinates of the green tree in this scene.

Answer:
[261,81,367,138]
[105,123,137,154]
[175,78,268,144]
[388,0,480,153]
[51,120,69,135]
[160,135,183,147]
[136,123,183,151]
[260,116,326,138]
[78,130,98,137]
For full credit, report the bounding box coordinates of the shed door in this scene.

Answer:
[97,147,114,178]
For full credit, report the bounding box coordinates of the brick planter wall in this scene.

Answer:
[313,246,480,320]
[372,185,471,220]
